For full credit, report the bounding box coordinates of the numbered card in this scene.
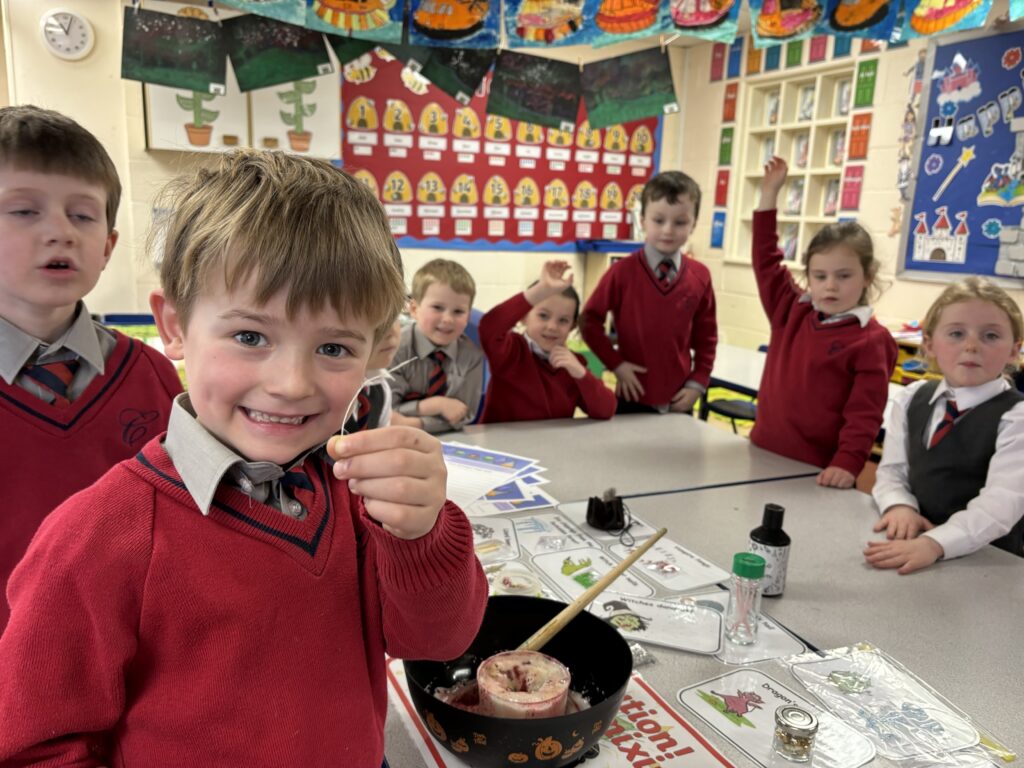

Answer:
[678,669,876,768]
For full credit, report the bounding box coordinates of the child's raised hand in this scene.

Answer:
[329,427,447,540]
[863,537,944,574]
[874,504,934,540]
[816,466,856,488]
[669,385,700,413]
[549,346,586,379]
[614,361,647,401]
[539,260,573,292]
[758,156,788,211]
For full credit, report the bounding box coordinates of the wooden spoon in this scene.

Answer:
[517,527,668,653]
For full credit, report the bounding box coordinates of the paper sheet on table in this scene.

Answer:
[441,442,539,508]
[386,658,737,767]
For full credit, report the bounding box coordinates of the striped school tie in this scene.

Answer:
[21,358,80,408]
[425,349,448,396]
[276,462,317,518]
[656,259,675,287]
[929,398,969,448]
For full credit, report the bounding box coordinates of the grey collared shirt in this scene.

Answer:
[163,393,321,519]
[0,302,115,403]
[643,244,682,281]
[390,324,484,434]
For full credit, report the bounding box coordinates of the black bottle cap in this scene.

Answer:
[762,503,785,530]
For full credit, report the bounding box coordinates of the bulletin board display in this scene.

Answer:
[900,28,1024,281]
[341,50,662,251]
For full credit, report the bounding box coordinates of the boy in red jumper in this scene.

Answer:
[580,171,717,414]
[480,259,616,422]
[0,151,488,767]
[0,106,181,629]
[752,157,897,488]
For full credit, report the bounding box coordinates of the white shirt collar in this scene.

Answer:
[929,377,1011,411]
[643,244,681,273]
[0,302,106,384]
[524,333,550,361]
[798,293,874,328]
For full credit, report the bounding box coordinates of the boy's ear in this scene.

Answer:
[150,289,186,361]
[101,230,119,269]
[407,298,420,320]
[921,333,934,360]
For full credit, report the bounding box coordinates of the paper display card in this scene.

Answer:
[440,442,539,508]
[788,648,980,760]
[387,660,737,768]
[678,669,876,768]
[608,539,730,593]
[513,511,603,554]
[532,547,656,600]
[470,517,520,564]
[588,592,723,655]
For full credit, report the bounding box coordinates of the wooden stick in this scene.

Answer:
[517,528,668,653]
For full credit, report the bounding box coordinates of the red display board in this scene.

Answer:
[342,52,661,248]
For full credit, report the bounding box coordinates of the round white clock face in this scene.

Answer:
[40,9,95,61]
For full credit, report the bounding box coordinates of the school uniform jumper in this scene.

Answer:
[479,293,616,423]
[750,210,897,475]
[579,249,718,408]
[0,328,181,629]
[0,422,488,766]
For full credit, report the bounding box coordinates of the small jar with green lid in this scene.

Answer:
[724,552,765,646]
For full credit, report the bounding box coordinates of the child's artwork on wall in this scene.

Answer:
[820,0,900,40]
[902,28,1024,278]
[224,15,333,92]
[342,48,659,249]
[1013,0,1024,19]
[420,48,496,105]
[901,0,993,39]
[121,6,227,93]
[251,71,341,159]
[218,0,304,24]
[305,0,403,43]
[669,0,742,43]
[502,0,587,47]
[145,68,249,152]
[749,0,823,48]
[409,0,501,48]
[488,51,581,130]
[581,47,678,129]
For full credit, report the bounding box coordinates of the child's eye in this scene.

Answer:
[947,329,964,339]
[71,213,96,222]
[233,331,266,347]
[8,209,37,217]
[984,331,1002,341]
[317,343,350,358]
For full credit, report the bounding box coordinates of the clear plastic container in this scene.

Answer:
[724,552,765,646]
[772,705,818,762]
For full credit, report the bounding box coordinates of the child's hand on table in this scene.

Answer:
[549,346,586,379]
[817,466,855,488]
[329,427,446,540]
[874,504,934,539]
[863,536,944,574]
[669,386,700,413]
[614,361,647,401]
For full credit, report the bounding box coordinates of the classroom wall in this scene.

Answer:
[2,1,1020,342]
[677,22,1024,348]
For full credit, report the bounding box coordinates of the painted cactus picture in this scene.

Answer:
[278,80,316,152]
[176,91,220,146]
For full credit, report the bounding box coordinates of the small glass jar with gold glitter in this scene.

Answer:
[772,705,818,762]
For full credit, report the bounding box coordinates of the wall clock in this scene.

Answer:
[40,9,95,61]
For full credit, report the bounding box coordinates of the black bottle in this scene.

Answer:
[748,503,790,597]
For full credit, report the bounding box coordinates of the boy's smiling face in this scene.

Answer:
[153,277,374,465]
[0,168,116,339]
[409,281,472,348]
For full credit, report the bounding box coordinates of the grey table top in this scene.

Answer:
[385,476,1023,765]
[458,414,819,502]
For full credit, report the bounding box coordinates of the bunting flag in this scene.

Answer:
[819,0,900,41]
[304,0,404,43]
[581,47,678,129]
[420,48,497,105]
[487,51,581,130]
[224,15,333,92]
[121,7,227,92]
[669,0,742,43]
[899,0,993,38]
[409,0,502,47]
[217,0,304,24]
[749,0,824,48]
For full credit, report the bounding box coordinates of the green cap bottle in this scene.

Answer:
[732,552,766,580]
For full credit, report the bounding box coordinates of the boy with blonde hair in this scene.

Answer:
[391,258,484,432]
[0,151,487,766]
[0,106,181,628]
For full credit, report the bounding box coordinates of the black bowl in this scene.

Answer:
[404,595,633,767]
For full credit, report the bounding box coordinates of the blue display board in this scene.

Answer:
[901,28,1024,281]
